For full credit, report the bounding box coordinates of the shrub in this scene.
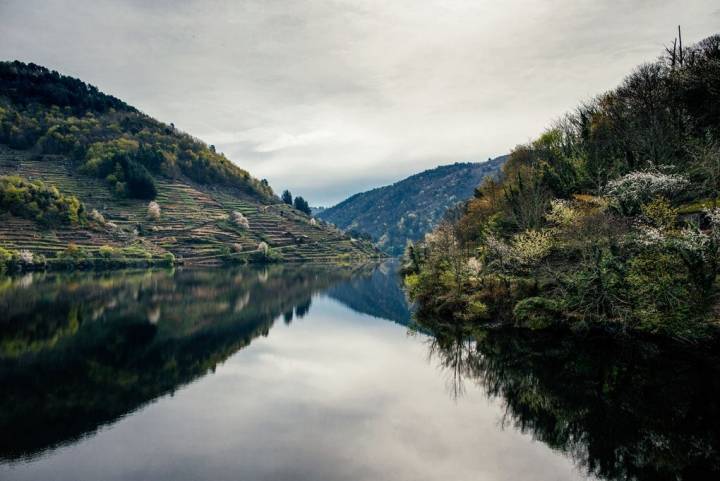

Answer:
[640,197,678,229]
[511,229,553,267]
[546,199,577,227]
[513,297,565,330]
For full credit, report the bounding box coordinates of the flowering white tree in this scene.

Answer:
[604,171,688,214]
[257,241,269,255]
[90,209,105,224]
[18,249,34,264]
[232,211,250,229]
[147,201,161,220]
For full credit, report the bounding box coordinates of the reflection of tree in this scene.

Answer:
[0,264,361,461]
[418,314,720,481]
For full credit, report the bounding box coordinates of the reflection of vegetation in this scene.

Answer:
[418,314,720,480]
[0,264,363,461]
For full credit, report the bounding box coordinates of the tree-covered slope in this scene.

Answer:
[404,33,720,341]
[317,156,506,255]
[0,61,379,265]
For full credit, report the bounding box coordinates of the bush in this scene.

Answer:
[0,175,85,225]
[513,297,565,330]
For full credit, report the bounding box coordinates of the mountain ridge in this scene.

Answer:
[318,156,507,255]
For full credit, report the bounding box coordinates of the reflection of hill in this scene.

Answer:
[325,261,412,326]
[420,316,720,481]
[0,265,359,461]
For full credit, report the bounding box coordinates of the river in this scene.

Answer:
[1,262,718,480]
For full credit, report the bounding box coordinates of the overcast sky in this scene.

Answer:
[1,1,718,205]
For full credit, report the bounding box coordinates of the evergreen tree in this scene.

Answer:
[293,196,311,215]
[282,190,293,205]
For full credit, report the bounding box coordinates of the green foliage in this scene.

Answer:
[513,297,564,330]
[0,175,86,226]
[282,190,293,205]
[627,251,708,339]
[0,61,274,201]
[404,34,720,341]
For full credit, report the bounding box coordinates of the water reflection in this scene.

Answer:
[0,264,371,461]
[2,263,719,480]
[417,315,720,480]
[326,261,412,326]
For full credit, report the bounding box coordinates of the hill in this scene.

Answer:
[404,33,720,341]
[317,156,506,255]
[0,61,379,267]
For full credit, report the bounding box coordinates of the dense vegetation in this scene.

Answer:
[318,157,506,255]
[404,33,720,341]
[0,175,85,225]
[0,61,273,200]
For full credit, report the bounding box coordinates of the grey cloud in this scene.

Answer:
[1,0,718,205]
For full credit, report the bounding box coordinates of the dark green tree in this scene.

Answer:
[293,196,311,215]
[282,190,293,205]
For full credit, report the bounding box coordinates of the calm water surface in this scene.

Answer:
[1,263,718,480]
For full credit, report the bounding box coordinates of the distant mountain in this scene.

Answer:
[0,61,378,265]
[317,156,507,255]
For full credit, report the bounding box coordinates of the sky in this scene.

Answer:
[1,1,719,206]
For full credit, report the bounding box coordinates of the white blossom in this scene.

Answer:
[147,201,161,220]
[90,209,105,224]
[232,211,250,229]
[18,249,34,264]
[604,171,688,211]
[466,257,482,276]
[546,199,577,227]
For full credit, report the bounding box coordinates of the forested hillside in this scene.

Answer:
[404,33,720,341]
[0,61,378,268]
[318,157,506,255]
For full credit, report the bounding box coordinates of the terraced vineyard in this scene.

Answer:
[0,145,379,265]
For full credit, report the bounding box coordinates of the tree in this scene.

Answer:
[282,190,293,205]
[293,196,311,215]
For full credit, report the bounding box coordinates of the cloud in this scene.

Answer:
[1,0,718,205]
